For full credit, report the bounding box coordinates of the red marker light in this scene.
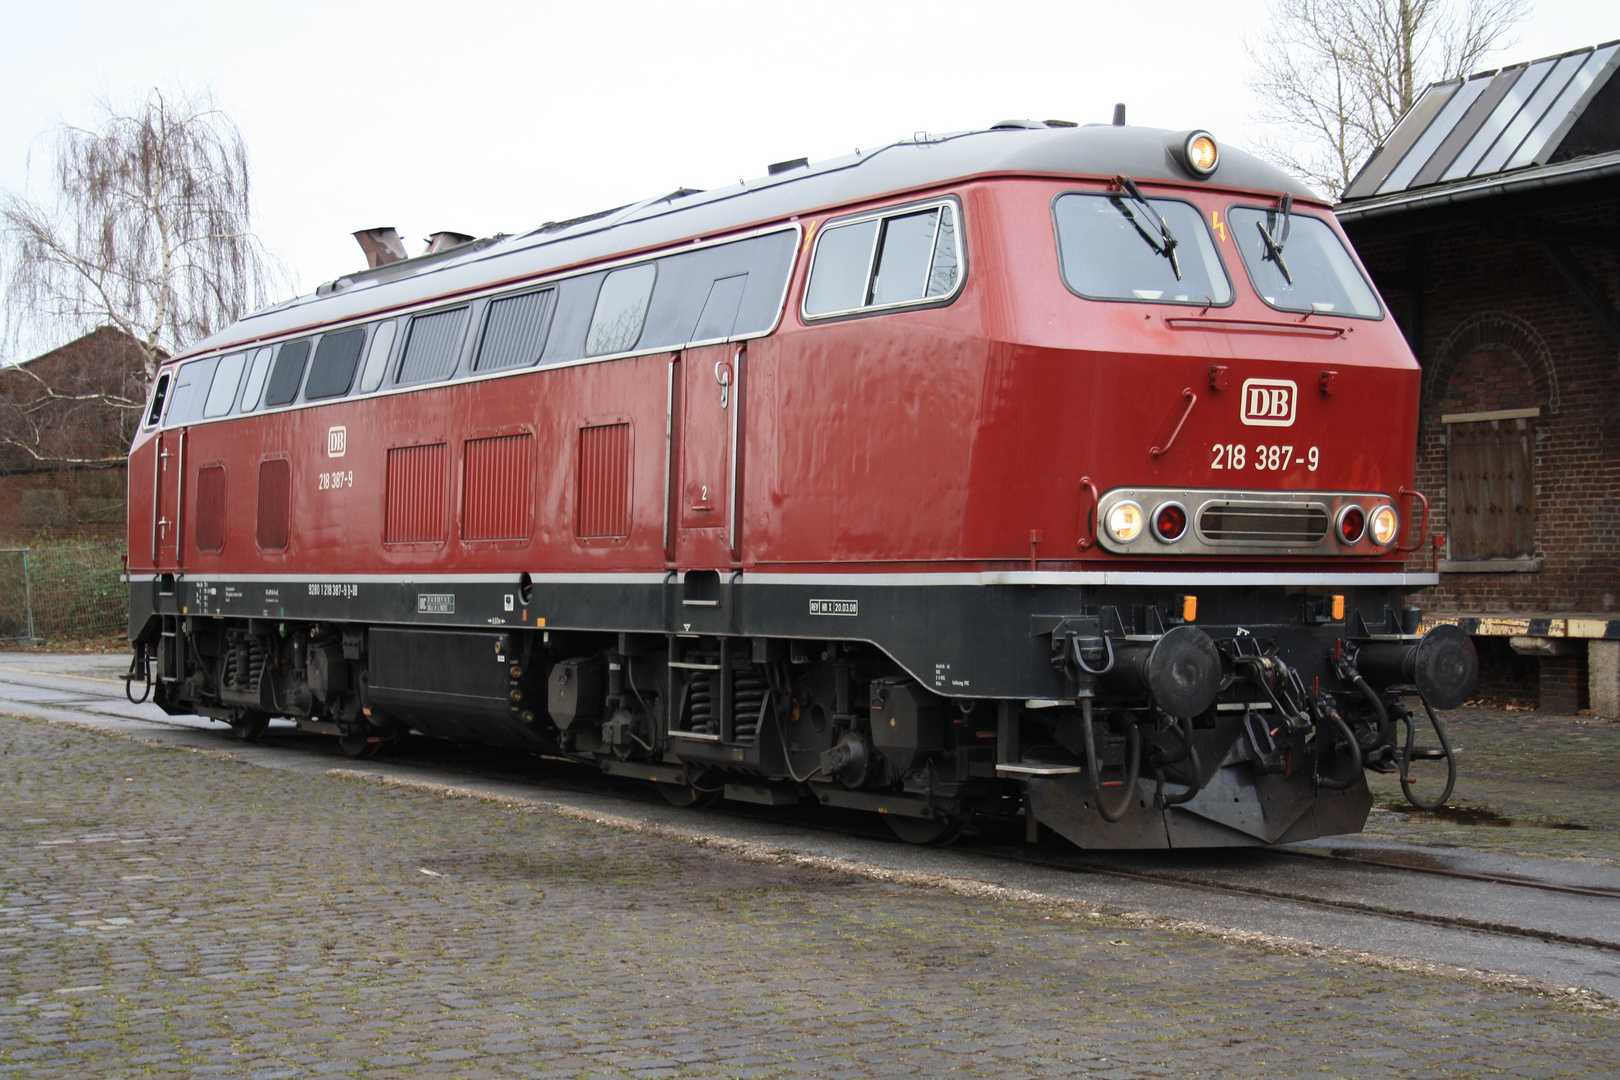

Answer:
[1153,502,1187,542]
[1337,505,1366,544]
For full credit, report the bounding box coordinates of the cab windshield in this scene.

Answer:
[1228,207,1382,318]
[1053,192,1232,305]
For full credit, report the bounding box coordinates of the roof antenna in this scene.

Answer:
[1112,103,1127,127]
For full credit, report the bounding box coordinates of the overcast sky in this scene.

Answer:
[1,0,1614,346]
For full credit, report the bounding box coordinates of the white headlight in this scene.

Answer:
[1370,505,1400,546]
[1106,501,1145,543]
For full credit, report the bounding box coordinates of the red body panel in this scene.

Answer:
[127,178,1420,580]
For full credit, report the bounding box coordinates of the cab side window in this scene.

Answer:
[803,200,962,318]
[144,372,172,427]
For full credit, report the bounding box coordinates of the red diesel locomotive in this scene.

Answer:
[126,117,1476,848]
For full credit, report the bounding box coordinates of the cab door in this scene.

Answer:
[673,342,743,569]
[151,427,185,570]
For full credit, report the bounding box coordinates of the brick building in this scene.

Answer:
[0,326,152,541]
[1337,41,1620,716]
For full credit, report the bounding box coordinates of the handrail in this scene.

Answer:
[1396,486,1430,553]
[1150,388,1197,458]
[1077,477,1100,551]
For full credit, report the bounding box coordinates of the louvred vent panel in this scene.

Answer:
[256,459,290,551]
[576,423,631,539]
[386,443,447,544]
[463,434,533,541]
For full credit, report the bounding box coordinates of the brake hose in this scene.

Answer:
[1398,699,1457,810]
[1314,709,1362,790]
[124,649,152,705]
[1071,632,1115,676]
[1350,670,1390,745]
[1081,698,1140,823]
[1154,714,1205,807]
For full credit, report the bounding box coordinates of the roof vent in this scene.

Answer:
[991,119,1048,130]
[353,227,408,269]
[1112,103,1127,126]
[425,231,475,255]
[768,158,809,175]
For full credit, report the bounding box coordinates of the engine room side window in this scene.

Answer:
[1053,192,1232,305]
[163,357,216,426]
[476,289,556,372]
[396,307,470,386]
[803,201,962,319]
[263,340,312,407]
[690,275,749,341]
[202,353,247,418]
[238,347,273,412]
[1227,207,1383,318]
[358,321,397,393]
[586,264,656,356]
[304,327,367,400]
[632,228,800,351]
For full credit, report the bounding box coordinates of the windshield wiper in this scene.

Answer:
[1111,175,1181,280]
[1256,193,1293,285]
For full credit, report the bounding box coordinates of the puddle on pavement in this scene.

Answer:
[1395,804,1591,830]
[1329,847,1458,872]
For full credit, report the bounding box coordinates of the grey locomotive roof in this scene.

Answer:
[1340,40,1620,207]
[187,123,1313,357]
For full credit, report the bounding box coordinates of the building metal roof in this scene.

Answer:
[1340,40,1620,212]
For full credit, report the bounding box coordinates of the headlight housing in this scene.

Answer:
[1335,504,1367,544]
[1106,501,1145,543]
[1369,505,1400,546]
[1152,501,1188,542]
[1185,132,1218,175]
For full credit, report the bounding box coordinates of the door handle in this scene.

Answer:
[714,360,731,409]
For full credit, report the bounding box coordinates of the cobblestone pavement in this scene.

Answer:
[1364,709,1620,864]
[3,717,1620,1078]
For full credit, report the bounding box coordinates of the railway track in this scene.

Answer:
[5,655,1620,1000]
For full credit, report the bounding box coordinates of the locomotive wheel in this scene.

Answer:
[884,813,965,846]
[229,711,270,743]
[656,779,722,808]
[339,731,382,759]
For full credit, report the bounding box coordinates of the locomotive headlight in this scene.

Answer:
[1106,501,1145,543]
[1369,505,1400,546]
[1186,132,1218,175]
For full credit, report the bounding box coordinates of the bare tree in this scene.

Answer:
[1246,0,1531,198]
[1,88,283,379]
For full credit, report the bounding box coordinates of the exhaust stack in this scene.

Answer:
[426,231,475,254]
[353,227,408,269]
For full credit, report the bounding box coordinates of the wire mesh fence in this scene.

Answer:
[0,540,128,644]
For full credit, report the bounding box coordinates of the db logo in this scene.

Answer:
[327,426,347,457]
[1240,379,1296,427]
